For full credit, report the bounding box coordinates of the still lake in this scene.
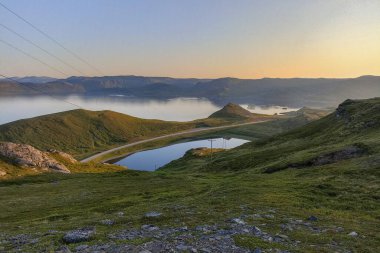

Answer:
[0,95,299,124]
[115,138,249,171]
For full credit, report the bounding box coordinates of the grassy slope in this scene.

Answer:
[189,98,380,173]
[0,109,234,159]
[0,100,378,252]
[160,98,380,250]
[0,158,378,252]
[196,107,331,141]
[92,108,325,163]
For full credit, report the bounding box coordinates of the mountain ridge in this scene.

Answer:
[1,75,380,107]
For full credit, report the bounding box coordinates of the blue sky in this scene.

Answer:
[1,0,380,78]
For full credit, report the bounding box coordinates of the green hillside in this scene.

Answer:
[0,109,196,159]
[0,99,378,252]
[163,98,380,173]
[198,107,332,141]
[0,105,275,160]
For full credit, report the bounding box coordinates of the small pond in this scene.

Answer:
[114,138,249,171]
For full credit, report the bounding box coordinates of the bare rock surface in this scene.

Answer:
[0,142,70,173]
[0,170,6,177]
[47,149,77,163]
[63,228,95,243]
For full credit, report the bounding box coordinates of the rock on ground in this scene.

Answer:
[144,212,162,218]
[63,228,95,243]
[0,142,70,173]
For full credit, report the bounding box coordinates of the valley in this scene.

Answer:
[1,1,379,252]
[0,103,273,161]
[0,98,378,252]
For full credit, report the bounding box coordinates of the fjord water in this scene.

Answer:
[115,138,249,171]
[0,96,219,124]
[0,95,299,124]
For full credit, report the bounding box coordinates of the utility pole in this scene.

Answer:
[208,139,216,161]
[223,137,227,149]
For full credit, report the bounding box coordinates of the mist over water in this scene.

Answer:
[0,96,300,125]
[0,96,220,124]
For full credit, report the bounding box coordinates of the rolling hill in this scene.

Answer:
[163,98,380,174]
[0,104,270,159]
[209,103,260,120]
[0,109,196,159]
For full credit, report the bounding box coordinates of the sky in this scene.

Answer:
[1,0,380,79]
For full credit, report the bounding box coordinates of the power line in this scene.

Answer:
[0,23,86,75]
[0,39,68,76]
[0,1,103,75]
[0,73,83,109]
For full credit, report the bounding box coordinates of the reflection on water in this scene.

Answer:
[115,138,249,171]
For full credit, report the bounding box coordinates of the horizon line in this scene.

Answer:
[4,74,379,81]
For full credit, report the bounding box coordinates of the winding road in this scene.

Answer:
[80,120,269,163]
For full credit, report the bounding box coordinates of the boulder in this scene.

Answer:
[144,211,162,218]
[100,219,114,226]
[307,215,318,221]
[231,218,246,225]
[0,142,70,173]
[348,231,358,237]
[63,228,95,243]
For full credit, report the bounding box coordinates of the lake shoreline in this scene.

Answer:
[110,137,249,171]
[81,120,270,164]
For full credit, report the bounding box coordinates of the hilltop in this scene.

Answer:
[0,109,198,159]
[208,103,261,120]
[282,106,332,121]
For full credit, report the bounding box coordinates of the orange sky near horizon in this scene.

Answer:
[1,0,380,79]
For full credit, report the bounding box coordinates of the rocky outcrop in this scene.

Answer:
[265,144,367,173]
[311,146,365,166]
[47,149,77,163]
[335,98,380,130]
[335,99,354,122]
[0,142,70,173]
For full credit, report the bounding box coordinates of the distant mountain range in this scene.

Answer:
[1,76,58,83]
[1,75,379,107]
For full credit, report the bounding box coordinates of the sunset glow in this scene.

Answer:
[1,0,379,78]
